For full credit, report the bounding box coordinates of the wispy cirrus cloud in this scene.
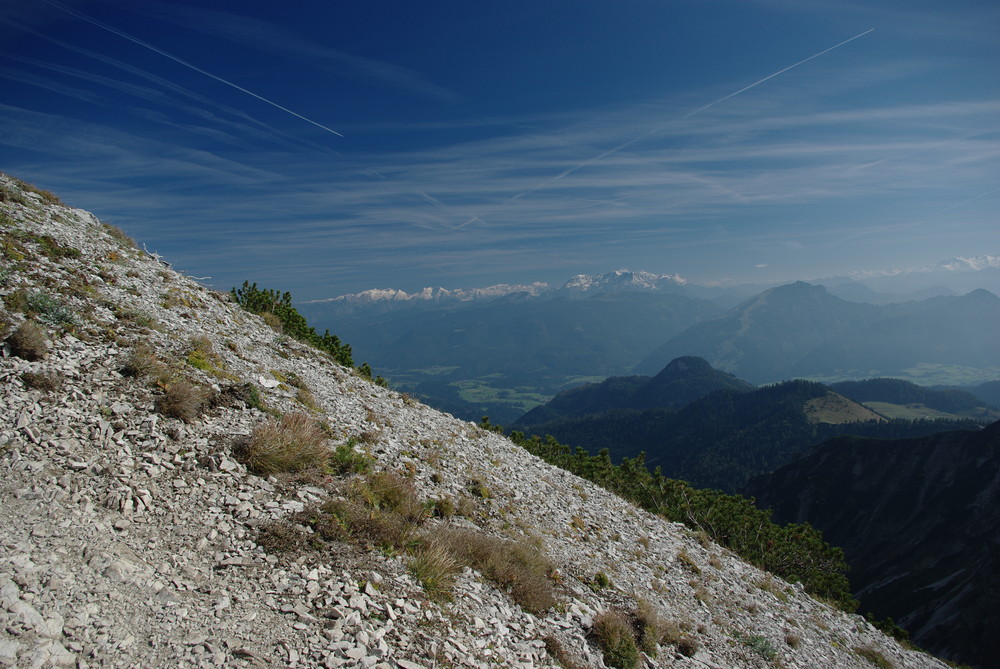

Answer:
[129,0,464,104]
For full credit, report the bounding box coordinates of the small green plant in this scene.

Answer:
[234,412,329,475]
[589,571,612,591]
[734,632,777,661]
[10,291,75,326]
[466,476,491,499]
[592,610,640,669]
[328,439,373,475]
[185,336,219,372]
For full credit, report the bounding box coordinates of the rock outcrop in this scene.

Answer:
[0,173,947,668]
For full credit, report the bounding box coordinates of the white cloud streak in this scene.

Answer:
[38,0,345,138]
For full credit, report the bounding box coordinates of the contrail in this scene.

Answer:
[931,185,1000,216]
[683,28,875,119]
[38,0,344,138]
[490,28,876,216]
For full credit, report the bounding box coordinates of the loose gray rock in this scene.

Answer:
[0,173,949,668]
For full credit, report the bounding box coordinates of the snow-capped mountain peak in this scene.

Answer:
[560,269,688,292]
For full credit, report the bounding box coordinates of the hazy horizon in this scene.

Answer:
[1,0,997,299]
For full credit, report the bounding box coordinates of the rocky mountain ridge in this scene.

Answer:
[0,173,947,668]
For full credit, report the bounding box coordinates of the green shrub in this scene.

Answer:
[310,498,414,551]
[592,610,640,669]
[328,439,373,475]
[186,336,218,371]
[234,412,329,475]
[10,291,75,326]
[231,281,353,367]
[466,476,491,498]
[734,632,777,661]
[7,320,48,360]
[589,571,612,591]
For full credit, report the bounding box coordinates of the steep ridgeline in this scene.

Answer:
[0,174,950,668]
[637,281,1000,386]
[516,356,755,427]
[746,422,1000,669]
[514,365,980,492]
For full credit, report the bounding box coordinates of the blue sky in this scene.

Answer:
[1,0,997,299]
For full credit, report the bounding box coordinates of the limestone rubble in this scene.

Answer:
[0,173,947,668]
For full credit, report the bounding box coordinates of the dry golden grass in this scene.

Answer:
[409,539,462,600]
[434,528,555,614]
[8,320,48,360]
[156,379,207,423]
[235,412,329,475]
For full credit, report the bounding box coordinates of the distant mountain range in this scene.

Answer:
[638,283,1000,385]
[306,257,1000,318]
[298,266,1000,422]
[747,421,1000,669]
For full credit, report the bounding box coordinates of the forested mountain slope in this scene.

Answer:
[515,356,753,427]
[747,422,1000,668]
[515,373,979,492]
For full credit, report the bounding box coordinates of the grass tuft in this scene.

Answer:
[7,320,48,360]
[235,412,329,475]
[592,610,640,669]
[21,370,63,392]
[408,539,461,600]
[156,379,207,423]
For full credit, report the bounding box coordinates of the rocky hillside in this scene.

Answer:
[0,173,947,669]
